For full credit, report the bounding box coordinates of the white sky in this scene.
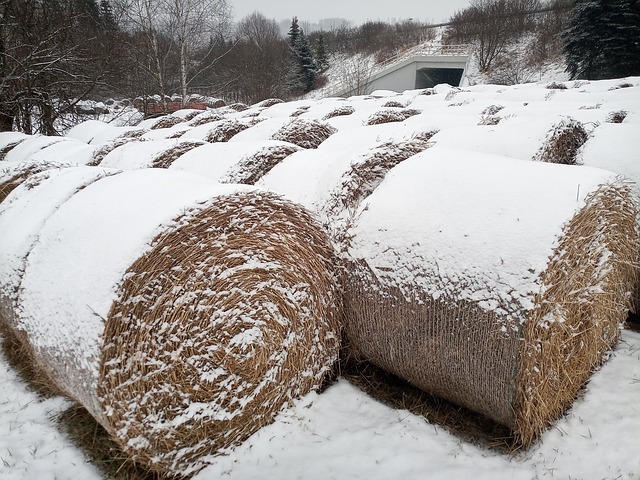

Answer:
[229,0,473,26]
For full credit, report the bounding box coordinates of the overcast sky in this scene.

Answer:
[229,0,473,27]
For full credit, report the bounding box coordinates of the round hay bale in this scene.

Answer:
[0,160,74,204]
[322,105,355,120]
[365,108,421,126]
[87,137,140,166]
[227,102,249,112]
[13,169,342,475]
[343,147,637,446]
[533,117,589,165]
[220,142,301,185]
[147,115,185,130]
[188,111,226,127]
[271,119,337,149]
[4,135,73,164]
[203,119,261,143]
[253,98,284,108]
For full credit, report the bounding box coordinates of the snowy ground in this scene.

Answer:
[1,328,638,479]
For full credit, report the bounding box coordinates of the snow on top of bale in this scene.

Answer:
[4,136,75,164]
[533,117,589,165]
[0,166,116,322]
[99,138,205,169]
[220,142,301,185]
[30,140,98,166]
[88,126,147,145]
[65,120,114,144]
[348,146,618,315]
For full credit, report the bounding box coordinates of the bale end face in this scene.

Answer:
[514,182,638,446]
[98,192,342,476]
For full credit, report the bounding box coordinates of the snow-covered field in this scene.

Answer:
[1,329,638,480]
[1,76,640,479]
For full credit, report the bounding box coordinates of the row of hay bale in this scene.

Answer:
[1,77,638,476]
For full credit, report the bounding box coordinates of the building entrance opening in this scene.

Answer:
[416,68,464,88]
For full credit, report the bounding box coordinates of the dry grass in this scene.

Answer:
[534,118,589,165]
[365,108,421,125]
[382,100,405,108]
[98,191,342,476]
[150,141,204,168]
[227,103,249,112]
[204,119,261,143]
[513,183,638,445]
[606,110,627,123]
[322,106,355,120]
[271,119,337,149]
[290,106,310,117]
[547,82,568,90]
[222,143,301,185]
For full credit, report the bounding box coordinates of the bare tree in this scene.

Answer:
[338,54,375,96]
[161,0,231,106]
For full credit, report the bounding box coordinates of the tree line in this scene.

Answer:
[2,0,639,134]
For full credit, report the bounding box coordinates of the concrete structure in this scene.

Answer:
[329,45,471,97]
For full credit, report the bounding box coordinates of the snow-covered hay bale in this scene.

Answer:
[203,119,261,143]
[253,98,284,108]
[0,160,71,204]
[11,169,341,475]
[99,139,205,169]
[227,102,249,112]
[271,119,337,149]
[322,105,355,120]
[221,142,301,185]
[147,115,185,130]
[365,108,421,126]
[533,117,589,165]
[343,148,637,446]
[188,111,225,127]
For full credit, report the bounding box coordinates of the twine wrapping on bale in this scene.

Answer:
[271,119,337,149]
[343,149,637,447]
[220,143,301,185]
[12,169,342,476]
[533,117,589,165]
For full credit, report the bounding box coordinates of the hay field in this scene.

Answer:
[1,76,639,480]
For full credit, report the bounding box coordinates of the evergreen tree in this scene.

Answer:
[315,31,329,72]
[285,17,318,94]
[562,0,640,79]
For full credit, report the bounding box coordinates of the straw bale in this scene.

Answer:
[150,140,205,168]
[324,131,437,249]
[322,105,355,120]
[221,143,302,185]
[253,98,284,108]
[365,108,421,126]
[11,170,341,476]
[87,138,140,166]
[533,117,589,165]
[204,119,262,143]
[382,100,405,108]
[227,102,249,112]
[546,81,567,90]
[343,156,637,447]
[149,115,184,130]
[116,128,148,140]
[98,191,341,475]
[189,111,226,127]
[271,119,337,149]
